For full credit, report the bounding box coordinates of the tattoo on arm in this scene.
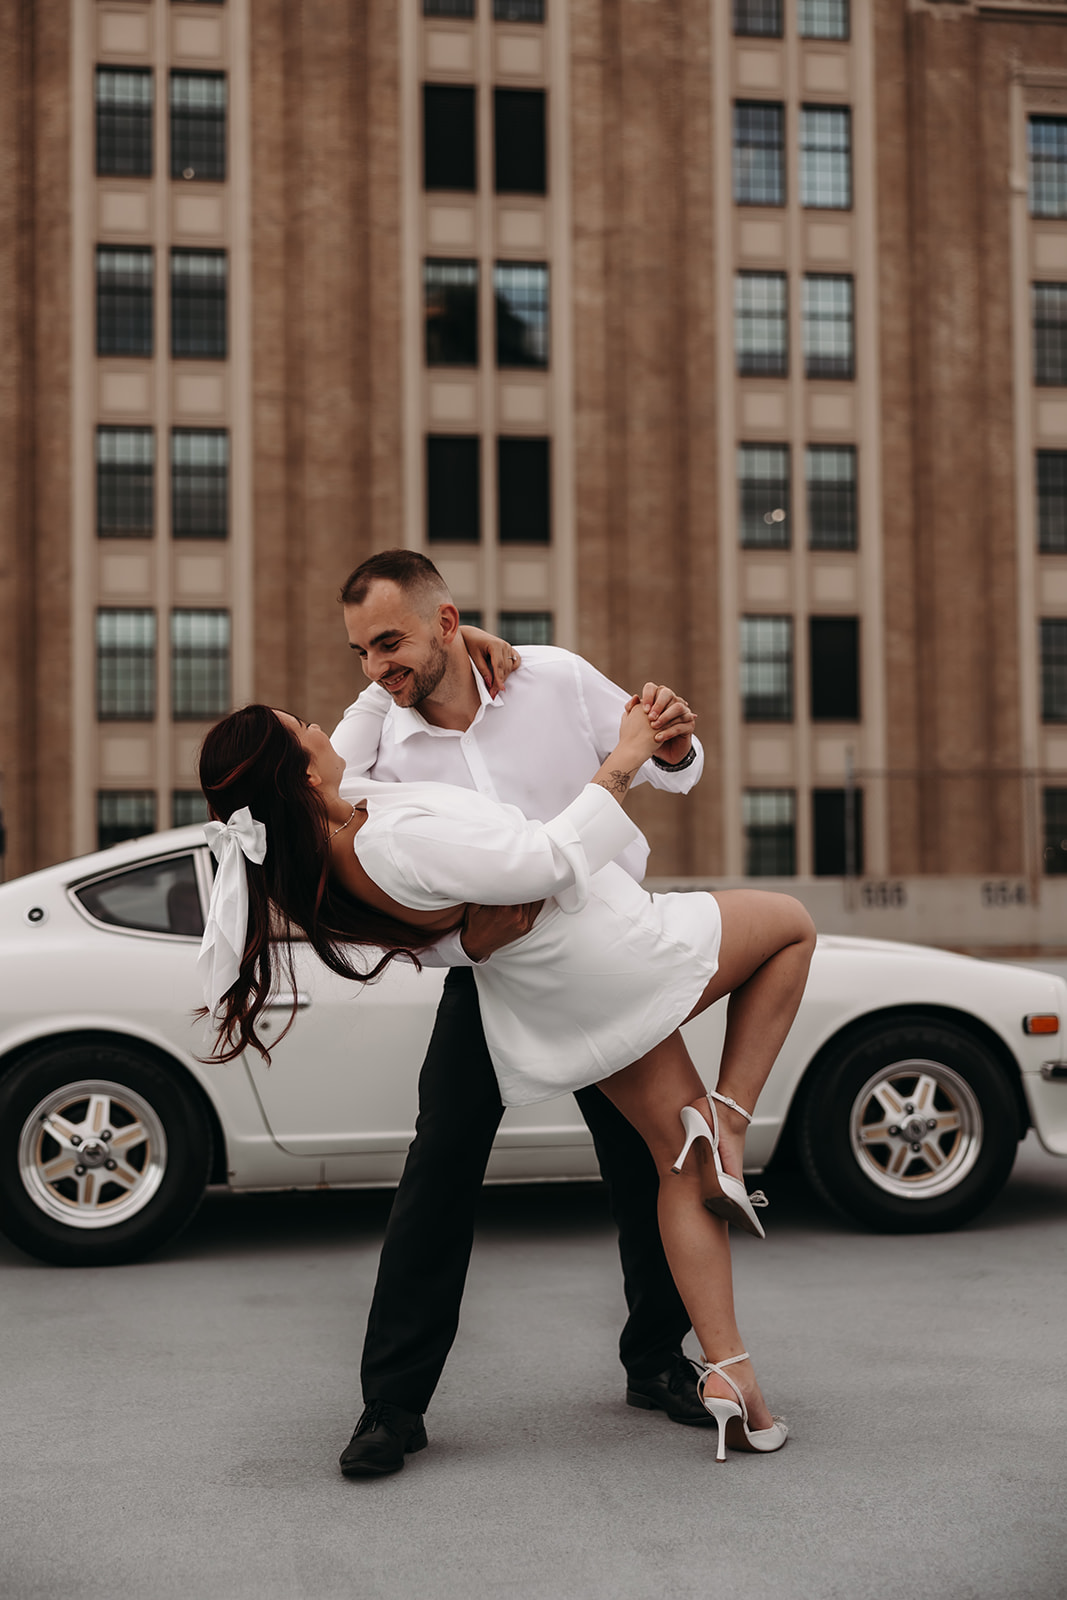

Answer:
[598,768,636,800]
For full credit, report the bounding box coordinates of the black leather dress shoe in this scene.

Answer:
[626,1352,713,1427]
[339,1401,428,1477]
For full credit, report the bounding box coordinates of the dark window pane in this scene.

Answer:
[734,102,785,206]
[813,788,864,876]
[97,247,153,357]
[94,793,158,852]
[96,609,156,721]
[76,854,202,936]
[744,790,795,876]
[741,616,793,721]
[425,259,479,365]
[810,616,859,720]
[171,249,227,358]
[97,428,154,539]
[494,89,546,195]
[1043,787,1067,874]
[458,609,483,626]
[494,0,544,17]
[498,437,550,543]
[807,445,856,549]
[425,0,475,14]
[1030,117,1067,220]
[96,68,153,176]
[739,443,790,548]
[800,106,851,209]
[735,271,787,376]
[495,262,549,367]
[424,86,476,191]
[798,0,849,38]
[733,0,782,35]
[172,429,228,539]
[1038,451,1067,553]
[804,274,853,379]
[172,791,209,829]
[170,71,226,181]
[171,609,230,720]
[427,435,480,541]
[1034,283,1067,387]
[1041,618,1067,721]
[499,611,553,645]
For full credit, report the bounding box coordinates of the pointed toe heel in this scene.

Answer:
[670,1093,770,1239]
[698,1354,789,1461]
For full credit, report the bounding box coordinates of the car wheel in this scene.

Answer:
[798,1016,1021,1233]
[0,1040,212,1266]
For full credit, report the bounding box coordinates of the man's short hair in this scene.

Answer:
[339,549,452,615]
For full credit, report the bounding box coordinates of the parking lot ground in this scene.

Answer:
[2,1131,1065,1600]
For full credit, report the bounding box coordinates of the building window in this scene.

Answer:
[172,791,209,828]
[804,274,854,379]
[171,610,230,721]
[733,0,782,36]
[744,790,796,876]
[800,106,851,210]
[172,430,228,539]
[494,89,546,195]
[170,71,226,181]
[425,259,479,365]
[97,428,154,539]
[423,86,477,192]
[458,609,484,626]
[810,616,859,721]
[807,444,857,550]
[97,791,157,850]
[97,609,156,721]
[96,67,153,176]
[494,0,544,18]
[1038,451,1067,553]
[498,437,550,543]
[1041,618,1067,721]
[798,0,849,39]
[1029,117,1067,220]
[424,0,475,14]
[499,612,553,645]
[427,435,480,542]
[495,262,549,368]
[741,616,793,721]
[171,249,227,359]
[738,444,790,548]
[813,787,864,876]
[735,271,788,377]
[1033,283,1067,387]
[97,247,153,357]
[1043,788,1067,874]
[733,102,785,207]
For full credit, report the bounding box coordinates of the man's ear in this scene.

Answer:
[437,602,461,644]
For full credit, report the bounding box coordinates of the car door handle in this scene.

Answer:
[264,992,311,1011]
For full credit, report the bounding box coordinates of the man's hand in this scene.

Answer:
[460,900,545,962]
[639,682,697,766]
[459,626,522,699]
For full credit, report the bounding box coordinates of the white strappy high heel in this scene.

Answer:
[698,1353,789,1462]
[670,1091,770,1239]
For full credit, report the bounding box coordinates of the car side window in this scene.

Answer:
[74,854,205,938]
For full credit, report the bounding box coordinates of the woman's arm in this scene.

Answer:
[591,697,660,803]
[460,625,520,698]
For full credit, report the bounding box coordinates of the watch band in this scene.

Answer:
[652,745,697,773]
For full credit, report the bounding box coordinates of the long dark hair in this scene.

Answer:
[198,704,448,1063]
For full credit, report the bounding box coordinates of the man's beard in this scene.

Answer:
[395,636,448,707]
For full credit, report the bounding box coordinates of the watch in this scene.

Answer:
[652,745,697,772]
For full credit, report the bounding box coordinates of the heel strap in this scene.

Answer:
[698,1352,751,1424]
[709,1090,754,1124]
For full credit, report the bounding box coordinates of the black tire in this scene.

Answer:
[0,1040,212,1266]
[798,1016,1021,1233]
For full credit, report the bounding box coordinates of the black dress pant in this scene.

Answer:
[360,967,692,1413]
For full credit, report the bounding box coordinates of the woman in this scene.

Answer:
[198,700,815,1460]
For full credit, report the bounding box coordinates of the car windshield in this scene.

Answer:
[74,854,204,937]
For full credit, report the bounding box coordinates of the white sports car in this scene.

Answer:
[1,826,1066,1266]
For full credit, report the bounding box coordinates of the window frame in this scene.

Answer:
[733,101,786,208]
[741,614,794,722]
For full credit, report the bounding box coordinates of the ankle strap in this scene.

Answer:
[709,1090,754,1124]
[698,1352,751,1423]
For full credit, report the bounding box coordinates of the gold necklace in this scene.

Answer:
[328,802,358,840]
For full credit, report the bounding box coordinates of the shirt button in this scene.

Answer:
[462,736,472,746]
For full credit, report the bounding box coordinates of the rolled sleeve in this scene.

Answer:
[332,684,391,798]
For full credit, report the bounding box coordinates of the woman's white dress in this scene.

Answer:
[352,779,722,1108]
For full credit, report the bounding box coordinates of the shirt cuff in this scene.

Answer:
[541,783,643,912]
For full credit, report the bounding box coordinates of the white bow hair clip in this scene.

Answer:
[197,806,268,1013]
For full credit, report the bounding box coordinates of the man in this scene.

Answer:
[330,550,709,1477]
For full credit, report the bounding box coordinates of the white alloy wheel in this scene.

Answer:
[17,1077,169,1230]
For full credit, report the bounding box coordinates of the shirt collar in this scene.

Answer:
[389,656,504,743]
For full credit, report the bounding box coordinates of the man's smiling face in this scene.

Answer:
[343,579,451,709]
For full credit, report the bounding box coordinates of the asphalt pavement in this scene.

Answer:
[2,1133,1065,1600]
